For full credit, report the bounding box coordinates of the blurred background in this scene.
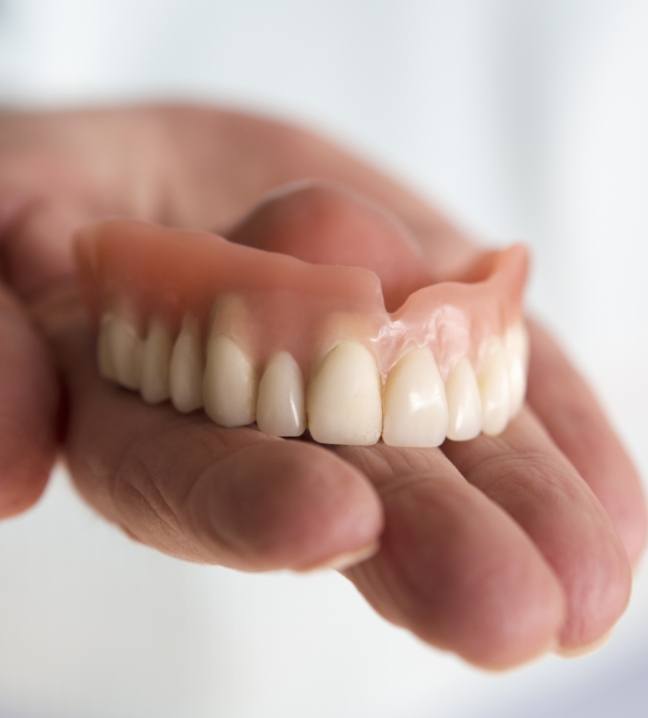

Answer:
[0,0,647,716]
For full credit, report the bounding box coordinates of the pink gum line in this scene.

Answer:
[76,220,529,379]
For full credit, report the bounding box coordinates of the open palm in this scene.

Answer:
[0,105,644,668]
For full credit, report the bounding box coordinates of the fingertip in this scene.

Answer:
[556,527,632,652]
[434,551,565,671]
[0,289,59,520]
[0,455,52,519]
[349,464,567,670]
[0,403,58,520]
[193,440,384,571]
[611,475,647,569]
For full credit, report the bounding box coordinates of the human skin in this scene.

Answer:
[0,105,645,668]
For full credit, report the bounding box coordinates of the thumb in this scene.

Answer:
[0,196,94,517]
[1,196,93,300]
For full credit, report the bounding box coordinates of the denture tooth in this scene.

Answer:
[478,337,511,435]
[307,341,382,446]
[382,347,448,447]
[256,351,305,437]
[108,314,142,390]
[506,321,529,415]
[97,314,117,380]
[445,357,482,441]
[140,317,172,404]
[203,334,256,427]
[169,315,203,413]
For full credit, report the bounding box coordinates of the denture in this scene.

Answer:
[75,192,529,447]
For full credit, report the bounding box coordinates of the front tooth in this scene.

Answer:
[97,315,117,380]
[307,341,382,446]
[506,322,529,415]
[382,347,448,447]
[203,334,256,427]
[140,317,172,404]
[445,358,482,441]
[256,351,305,437]
[108,314,142,390]
[478,337,510,436]
[169,315,203,413]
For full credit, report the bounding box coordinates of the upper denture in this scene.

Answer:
[76,195,529,447]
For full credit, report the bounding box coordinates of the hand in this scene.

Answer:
[0,105,644,668]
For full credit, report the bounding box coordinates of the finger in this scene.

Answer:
[442,409,632,652]
[35,287,383,570]
[0,283,58,517]
[527,319,646,565]
[1,196,91,299]
[336,444,565,669]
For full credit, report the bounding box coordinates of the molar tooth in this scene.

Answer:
[203,334,256,427]
[506,322,529,415]
[107,314,142,390]
[382,347,448,447]
[478,337,510,436]
[256,352,305,437]
[169,315,203,413]
[445,357,482,441]
[140,317,172,404]
[307,341,382,446]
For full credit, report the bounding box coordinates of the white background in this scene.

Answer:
[0,1,647,716]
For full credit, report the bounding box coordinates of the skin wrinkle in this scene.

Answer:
[450,442,582,503]
[66,380,193,520]
[345,554,415,631]
[337,441,564,665]
[211,442,382,570]
[444,417,631,647]
[343,452,450,502]
[90,409,271,562]
[349,467,562,667]
[111,456,191,554]
[100,405,271,560]
[178,437,279,561]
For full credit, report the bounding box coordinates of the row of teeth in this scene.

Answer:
[97,314,528,446]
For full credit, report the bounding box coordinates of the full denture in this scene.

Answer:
[76,209,529,447]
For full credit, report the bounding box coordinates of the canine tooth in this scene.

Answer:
[140,317,172,404]
[478,337,510,435]
[203,335,256,427]
[307,341,382,446]
[169,315,203,413]
[506,322,529,415]
[108,314,142,390]
[445,358,482,441]
[256,352,305,437]
[97,315,116,380]
[382,347,448,447]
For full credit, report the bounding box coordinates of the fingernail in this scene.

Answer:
[298,541,380,573]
